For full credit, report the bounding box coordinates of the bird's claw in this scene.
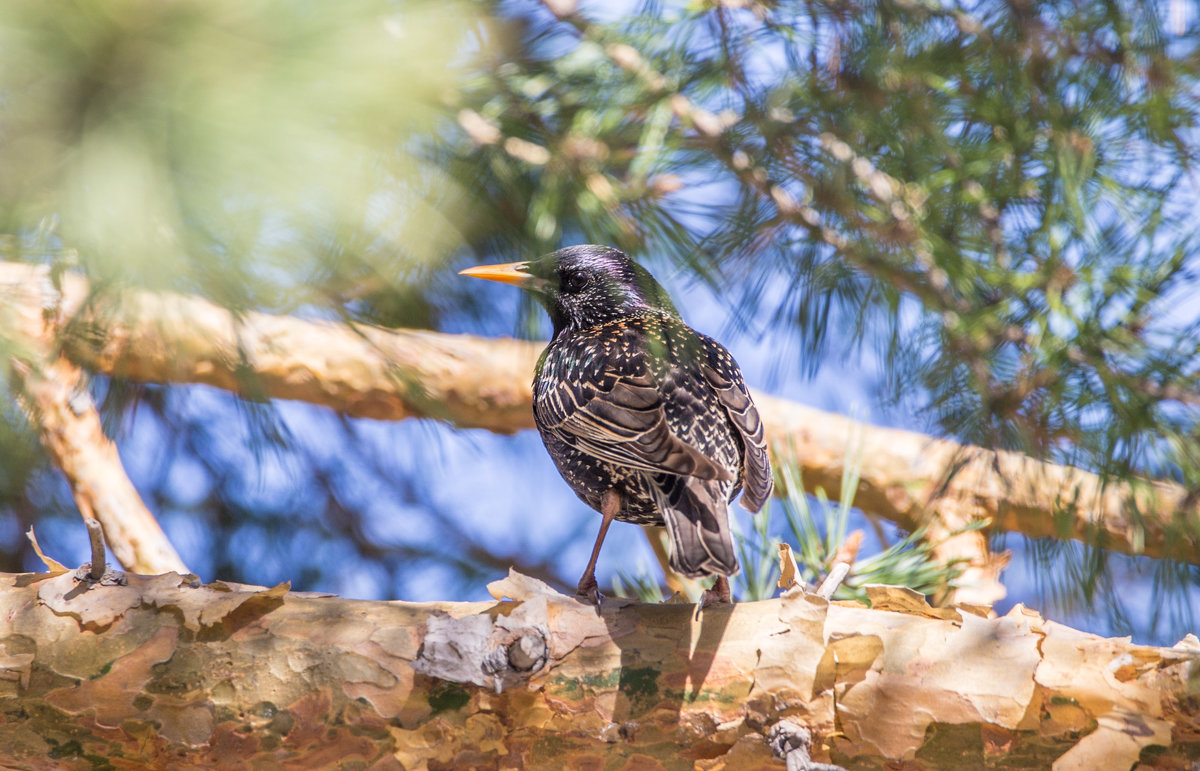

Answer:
[575,576,604,614]
[694,576,732,620]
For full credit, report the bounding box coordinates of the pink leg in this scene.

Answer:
[576,489,620,612]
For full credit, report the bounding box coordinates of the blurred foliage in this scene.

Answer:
[0,0,473,313]
[1,0,1199,642]
[611,565,666,605]
[452,0,1200,483]
[0,0,529,599]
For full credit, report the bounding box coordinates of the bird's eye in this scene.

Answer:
[562,271,589,293]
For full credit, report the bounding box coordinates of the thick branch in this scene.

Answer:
[1,569,1196,768]
[2,262,1197,569]
[47,267,541,432]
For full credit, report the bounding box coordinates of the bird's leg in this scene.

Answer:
[576,489,620,612]
[695,574,732,618]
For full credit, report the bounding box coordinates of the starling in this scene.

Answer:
[460,245,772,607]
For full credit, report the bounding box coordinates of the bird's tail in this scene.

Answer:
[654,477,739,578]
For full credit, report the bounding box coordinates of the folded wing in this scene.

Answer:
[535,368,734,483]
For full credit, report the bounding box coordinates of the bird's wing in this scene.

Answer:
[535,363,734,483]
[699,338,774,512]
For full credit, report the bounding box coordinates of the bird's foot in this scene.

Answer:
[694,575,732,619]
[575,574,604,614]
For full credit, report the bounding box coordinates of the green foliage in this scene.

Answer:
[616,439,966,605]
[611,566,665,605]
[445,0,1200,634]
[452,0,1200,482]
[735,442,968,603]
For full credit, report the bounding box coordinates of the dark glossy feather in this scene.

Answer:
[699,339,773,512]
[534,313,769,577]
[465,244,772,582]
[535,322,733,484]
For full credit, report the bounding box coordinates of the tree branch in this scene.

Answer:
[1,568,1196,767]
[2,268,188,576]
[2,262,1197,573]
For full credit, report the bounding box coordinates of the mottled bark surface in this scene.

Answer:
[1,568,1197,770]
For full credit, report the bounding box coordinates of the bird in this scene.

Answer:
[459,244,772,608]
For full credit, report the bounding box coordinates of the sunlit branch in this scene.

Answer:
[2,261,1196,573]
[2,283,189,575]
[3,567,1196,766]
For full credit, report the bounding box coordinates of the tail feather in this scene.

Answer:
[654,476,739,578]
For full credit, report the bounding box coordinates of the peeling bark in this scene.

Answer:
[1,269,187,576]
[0,568,1197,770]
[11,357,189,577]
[1,262,1195,581]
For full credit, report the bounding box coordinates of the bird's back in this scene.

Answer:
[533,312,751,576]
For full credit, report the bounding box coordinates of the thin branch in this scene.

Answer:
[815,562,850,600]
[83,518,105,580]
[8,353,189,576]
[2,266,188,576]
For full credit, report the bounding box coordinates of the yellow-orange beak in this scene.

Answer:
[458,261,533,287]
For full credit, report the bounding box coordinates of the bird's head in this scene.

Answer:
[459,245,679,336]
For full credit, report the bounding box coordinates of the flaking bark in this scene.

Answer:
[1,269,187,576]
[0,568,1197,770]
